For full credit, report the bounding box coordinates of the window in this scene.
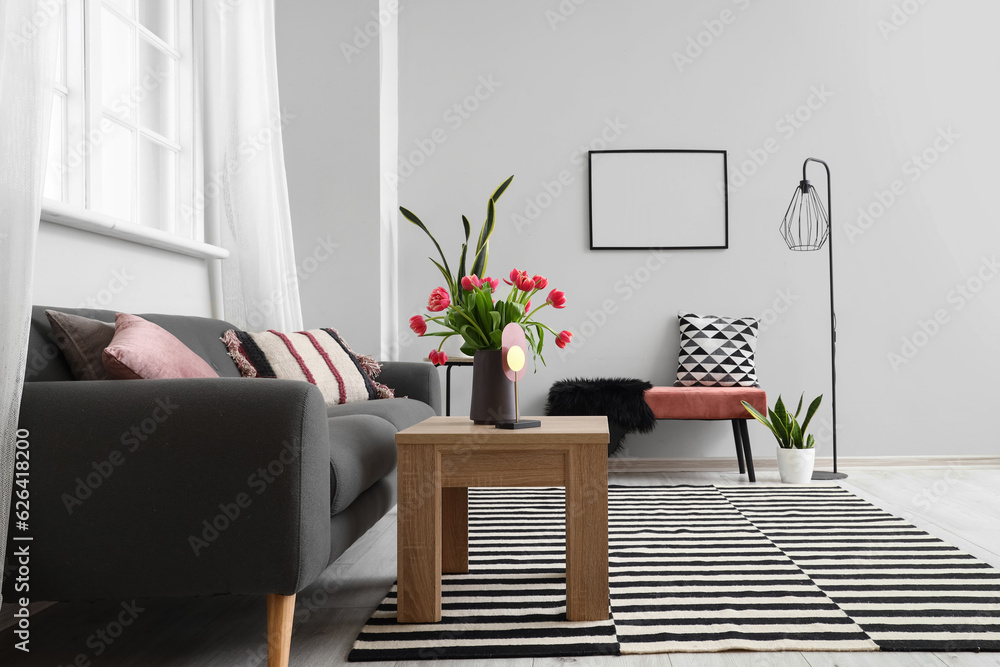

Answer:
[44,0,198,241]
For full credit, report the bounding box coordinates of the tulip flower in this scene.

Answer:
[546,289,567,309]
[524,300,531,313]
[555,330,573,349]
[483,276,499,292]
[532,275,548,290]
[516,273,535,292]
[409,315,427,336]
[427,287,450,312]
[461,275,482,291]
[428,349,448,366]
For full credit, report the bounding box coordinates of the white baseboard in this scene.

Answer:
[607,455,1000,473]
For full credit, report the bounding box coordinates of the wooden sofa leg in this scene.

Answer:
[267,593,295,667]
[731,420,746,474]
[738,420,756,483]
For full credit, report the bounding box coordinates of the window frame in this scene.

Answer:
[41,0,218,258]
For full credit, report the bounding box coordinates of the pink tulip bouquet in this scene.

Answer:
[401,176,573,366]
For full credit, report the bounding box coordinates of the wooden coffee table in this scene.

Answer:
[395,415,610,623]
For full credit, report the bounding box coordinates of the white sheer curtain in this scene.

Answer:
[0,0,61,605]
[201,0,303,331]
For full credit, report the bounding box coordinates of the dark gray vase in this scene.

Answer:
[469,349,515,425]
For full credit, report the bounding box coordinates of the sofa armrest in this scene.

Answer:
[378,361,441,415]
[7,378,331,601]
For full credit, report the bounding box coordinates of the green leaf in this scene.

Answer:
[535,324,544,354]
[488,310,501,331]
[462,215,471,241]
[429,258,455,296]
[742,401,780,441]
[460,342,477,356]
[401,207,452,285]
[774,395,788,427]
[806,434,816,449]
[769,407,790,447]
[794,393,804,420]
[489,329,503,347]
[801,394,823,435]
[491,175,514,202]
[790,419,802,448]
[475,290,490,329]
[459,324,483,347]
[458,243,468,285]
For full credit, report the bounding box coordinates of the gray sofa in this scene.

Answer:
[6,306,440,665]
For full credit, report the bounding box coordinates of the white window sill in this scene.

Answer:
[40,199,230,260]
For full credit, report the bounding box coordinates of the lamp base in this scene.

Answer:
[812,469,847,480]
[495,419,542,430]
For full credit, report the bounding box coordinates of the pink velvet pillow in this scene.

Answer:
[103,313,219,380]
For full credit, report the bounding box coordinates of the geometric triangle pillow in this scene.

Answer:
[673,312,760,387]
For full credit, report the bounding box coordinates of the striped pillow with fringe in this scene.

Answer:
[221,328,394,407]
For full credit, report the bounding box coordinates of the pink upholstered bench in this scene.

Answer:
[644,386,767,482]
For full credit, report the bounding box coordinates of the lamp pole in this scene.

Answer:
[801,157,844,480]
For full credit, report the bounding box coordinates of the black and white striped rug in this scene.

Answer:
[348,485,1000,661]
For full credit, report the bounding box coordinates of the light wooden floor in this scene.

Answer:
[1,468,999,666]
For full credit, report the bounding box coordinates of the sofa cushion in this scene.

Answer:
[103,313,220,380]
[26,306,242,382]
[222,328,379,408]
[328,414,398,514]
[45,310,116,380]
[326,397,435,432]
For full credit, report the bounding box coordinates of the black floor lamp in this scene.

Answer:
[778,157,846,480]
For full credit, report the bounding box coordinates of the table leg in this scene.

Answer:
[397,445,441,623]
[565,442,609,621]
[442,487,469,573]
[446,364,454,416]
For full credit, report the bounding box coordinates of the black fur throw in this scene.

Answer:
[545,378,656,456]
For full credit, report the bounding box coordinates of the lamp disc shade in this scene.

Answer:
[501,322,528,381]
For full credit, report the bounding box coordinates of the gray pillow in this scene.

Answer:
[45,309,116,381]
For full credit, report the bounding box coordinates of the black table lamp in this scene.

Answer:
[778,157,846,480]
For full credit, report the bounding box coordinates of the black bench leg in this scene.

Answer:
[731,420,746,474]
[738,419,756,483]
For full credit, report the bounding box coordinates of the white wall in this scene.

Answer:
[275,0,384,354]
[32,222,213,316]
[396,1,1000,458]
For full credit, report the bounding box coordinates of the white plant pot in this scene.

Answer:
[776,447,816,484]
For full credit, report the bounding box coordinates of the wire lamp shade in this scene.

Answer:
[780,180,830,251]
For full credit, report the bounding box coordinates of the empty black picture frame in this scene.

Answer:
[589,149,729,250]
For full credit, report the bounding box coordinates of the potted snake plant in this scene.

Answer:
[741,393,822,484]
